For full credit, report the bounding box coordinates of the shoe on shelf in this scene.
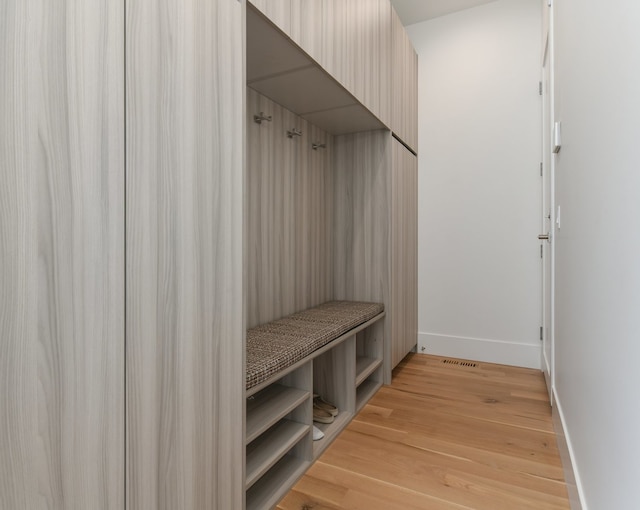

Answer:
[313,404,334,424]
[312,425,325,441]
[313,394,338,417]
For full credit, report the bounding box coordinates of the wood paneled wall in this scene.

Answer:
[332,130,392,382]
[391,138,418,367]
[126,1,244,508]
[0,1,124,508]
[247,88,333,328]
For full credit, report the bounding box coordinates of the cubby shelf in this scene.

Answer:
[246,454,311,510]
[246,385,310,444]
[355,357,383,387]
[356,378,382,412]
[312,411,354,458]
[246,420,310,489]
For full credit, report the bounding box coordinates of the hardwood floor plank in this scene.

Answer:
[278,354,570,509]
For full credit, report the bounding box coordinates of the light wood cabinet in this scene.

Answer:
[0,1,124,507]
[126,0,245,508]
[391,6,419,153]
[391,138,419,367]
[288,0,391,128]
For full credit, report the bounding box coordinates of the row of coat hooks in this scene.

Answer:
[253,111,327,150]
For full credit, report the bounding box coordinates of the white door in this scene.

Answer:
[540,29,554,401]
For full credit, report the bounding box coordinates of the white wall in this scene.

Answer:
[553,1,640,508]
[407,0,542,368]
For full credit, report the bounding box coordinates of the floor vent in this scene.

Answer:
[442,359,477,368]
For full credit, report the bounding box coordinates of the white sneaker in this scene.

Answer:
[312,425,325,441]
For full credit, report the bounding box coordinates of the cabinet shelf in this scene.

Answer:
[246,384,310,444]
[312,411,353,458]
[355,357,383,387]
[246,420,310,489]
[246,454,311,510]
[356,379,382,412]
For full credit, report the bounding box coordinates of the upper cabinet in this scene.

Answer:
[251,0,391,129]
[247,5,386,135]
[391,6,418,153]
[249,0,416,152]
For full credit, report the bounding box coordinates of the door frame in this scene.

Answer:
[540,0,556,403]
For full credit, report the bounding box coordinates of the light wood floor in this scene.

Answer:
[278,353,570,510]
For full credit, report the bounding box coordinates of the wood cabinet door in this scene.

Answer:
[391,6,418,153]
[0,0,124,507]
[126,0,245,508]
[289,0,391,128]
[391,139,418,368]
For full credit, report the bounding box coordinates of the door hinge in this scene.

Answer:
[540,326,543,341]
[540,162,543,176]
[539,81,542,96]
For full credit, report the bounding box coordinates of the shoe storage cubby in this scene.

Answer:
[244,314,384,509]
[312,336,356,457]
[246,363,313,510]
[355,319,384,412]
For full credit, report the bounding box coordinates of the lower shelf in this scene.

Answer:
[246,420,310,489]
[246,454,311,510]
[356,379,381,412]
[312,411,353,458]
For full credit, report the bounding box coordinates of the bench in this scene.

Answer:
[246,300,385,392]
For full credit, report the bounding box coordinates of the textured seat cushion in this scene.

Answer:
[246,300,384,390]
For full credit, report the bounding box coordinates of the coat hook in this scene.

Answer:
[312,142,326,150]
[253,112,272,124]
[287,128,302,138]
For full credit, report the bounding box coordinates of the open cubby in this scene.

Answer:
[244,313,384,510]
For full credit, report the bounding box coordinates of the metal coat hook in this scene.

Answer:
[312,142,326,150]
[253,112,272,124]
[287,128,302,138]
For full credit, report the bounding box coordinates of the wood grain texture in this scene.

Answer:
[391,6,418,153]
[126,0,244,508]
[289,0,391,128]
[246,88,333,328]
[390,139,418,368]
[0,0,124,508]
[249,0,292,35]
[332,130,392,382]
[278,354,571,510]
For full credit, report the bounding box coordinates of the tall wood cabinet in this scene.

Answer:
[1,0,244,508]
[1,0,125,507]
[125,0,244,508]
[391,139,419,367]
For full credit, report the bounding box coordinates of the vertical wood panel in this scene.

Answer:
[332,130,392,381]
[246,88,333,328]
[0,0,124,508]
[290,0,390,128]
[126,0,244,508]
[391,139,418,368]
[391,6,418,152]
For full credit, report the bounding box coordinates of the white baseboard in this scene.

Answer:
[552,389,587,510]
[417,332,541,369]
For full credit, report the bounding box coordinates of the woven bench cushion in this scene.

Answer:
[246,300,384,390]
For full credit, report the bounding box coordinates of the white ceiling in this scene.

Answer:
[390,0,498,26]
